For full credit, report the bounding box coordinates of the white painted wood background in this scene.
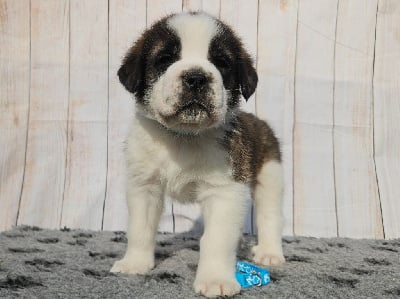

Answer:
[0,0,399,239]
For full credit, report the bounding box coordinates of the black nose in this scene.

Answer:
[183,71,208,90]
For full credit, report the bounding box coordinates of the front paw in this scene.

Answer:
[251,245,285,266]
[194,276,240,298]
[110,254,154,275]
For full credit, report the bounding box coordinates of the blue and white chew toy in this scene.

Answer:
[235,261,270,289]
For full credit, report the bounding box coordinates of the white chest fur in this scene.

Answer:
[125,114,234,203]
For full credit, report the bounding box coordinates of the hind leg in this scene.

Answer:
[252,160,285,266]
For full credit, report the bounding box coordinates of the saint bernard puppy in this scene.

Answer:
[111,12,285,298]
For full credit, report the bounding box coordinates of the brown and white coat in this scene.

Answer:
[111,12,284,298]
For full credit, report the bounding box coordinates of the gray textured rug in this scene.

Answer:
[0,226,399,299]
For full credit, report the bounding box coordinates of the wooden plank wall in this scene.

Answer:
[0,0,399,239]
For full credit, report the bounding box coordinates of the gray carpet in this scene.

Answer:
[0,226,399,298]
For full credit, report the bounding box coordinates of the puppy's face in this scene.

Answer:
[118,13,257,134]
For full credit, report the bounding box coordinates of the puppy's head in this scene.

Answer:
[119,12,257,134]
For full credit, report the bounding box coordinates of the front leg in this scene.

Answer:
[111,175,164,275]
[194,183,250,298]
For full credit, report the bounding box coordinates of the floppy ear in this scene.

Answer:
[239,55,258,101]
[118,38,146,95]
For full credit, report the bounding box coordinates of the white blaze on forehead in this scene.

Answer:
[167,13,218,60]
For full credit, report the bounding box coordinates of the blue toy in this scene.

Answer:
[235,261,271,288]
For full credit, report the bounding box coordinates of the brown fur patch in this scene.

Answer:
[117,15,180,101]
[222,112,281,187]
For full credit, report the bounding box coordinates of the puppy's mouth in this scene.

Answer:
[176,102,210,123]
[159,100,215,130]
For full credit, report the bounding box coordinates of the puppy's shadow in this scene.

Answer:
[154,217,203,264]
[155,217,255,265]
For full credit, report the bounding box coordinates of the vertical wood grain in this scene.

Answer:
[293,0,338,237]
[60,0,108,230]
[147,0,182,232]
[0,0,398,238]
[102,0,146,231]
[374,0,400,239]
[334,0,383,238]
[256,0,298,236]
[0,0,30,231]
[17,0,69,228]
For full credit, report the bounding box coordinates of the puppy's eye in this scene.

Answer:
[155,53,174,66]
[213,55,230,69]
